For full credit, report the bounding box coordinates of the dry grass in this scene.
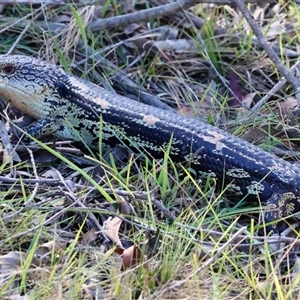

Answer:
[1,1,300,299]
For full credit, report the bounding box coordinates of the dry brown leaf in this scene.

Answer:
[103,216,124,249]
[0,251,40,291]
[120,244,144,271]
[263,17,287,39]
[52,14,71,23]
[81,228,99,246]
[42,169,60,179]
[124,23,141,34]
[241,127,269,144]
[36,240,65,257]
[32,149,58,163]
[155,39,195,52]
[242,92,257,109]
[0,252,28,269]
[277,97,298,115]
[236,92,256,118]
[178,99,212,119]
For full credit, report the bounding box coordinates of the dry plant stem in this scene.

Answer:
[6,4,48,55]
[65,192,110,243]
[153,226,247,300]
[24,147,39,202]
[0,0,272,4]
[0,5,45,34]
[140,196,175,221]
[3,184,40,222]
[58,173,97,224]
[78,42,173,111]
[3,206,30,222]
[275,224,300,263]
[0,176,60,184]
[0,178,184,222]
[182,10,243,104]
[56,170,110,243]
[4,148,39,222]
[1,107,21,163]
[89,0,196,31]
[0,0,63,3]
[99,188,175,221]
[24,196,300,247]
[14,143,81,153]
[233,0,300,104]
[253,62,300,110]
[179,222,300,245]
[1,201,83,245]
[0,120,20,162]
[8,21,31,54]
[89,0,271,32]
[55,206,300,247]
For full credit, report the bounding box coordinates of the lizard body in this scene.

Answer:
[0,55,299,231]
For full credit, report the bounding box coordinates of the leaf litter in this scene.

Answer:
[1,1,300,299]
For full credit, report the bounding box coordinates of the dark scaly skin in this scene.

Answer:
[0,55,299,232]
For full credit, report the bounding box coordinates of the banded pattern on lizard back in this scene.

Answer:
[0,55,299,232]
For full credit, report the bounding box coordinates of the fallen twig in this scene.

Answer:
[0,0,63,4]
[89,0,273,32]
[234,0,300,104]
[152,226,247,299]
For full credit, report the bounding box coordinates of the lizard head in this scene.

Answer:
[0,55,65,119]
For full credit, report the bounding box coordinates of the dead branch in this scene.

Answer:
[89,0,273,32]
[233,0,300,104]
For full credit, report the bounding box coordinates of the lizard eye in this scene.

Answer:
[2,65,15,74]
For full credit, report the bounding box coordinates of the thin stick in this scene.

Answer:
[233,0,300,104]
[153,226,247,299]
[89,0,273,32]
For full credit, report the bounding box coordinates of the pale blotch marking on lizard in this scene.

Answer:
[202,131,227,151]
[246,181,265,195]
[270,160,299,183]
[94,97,110,109]
[68,76,90,93]
[226,168,251,178]
[143,114,159,125]
[225,184,243,195]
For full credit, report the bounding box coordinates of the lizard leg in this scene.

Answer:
[16,116,63,139]
[265,192,299,234]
